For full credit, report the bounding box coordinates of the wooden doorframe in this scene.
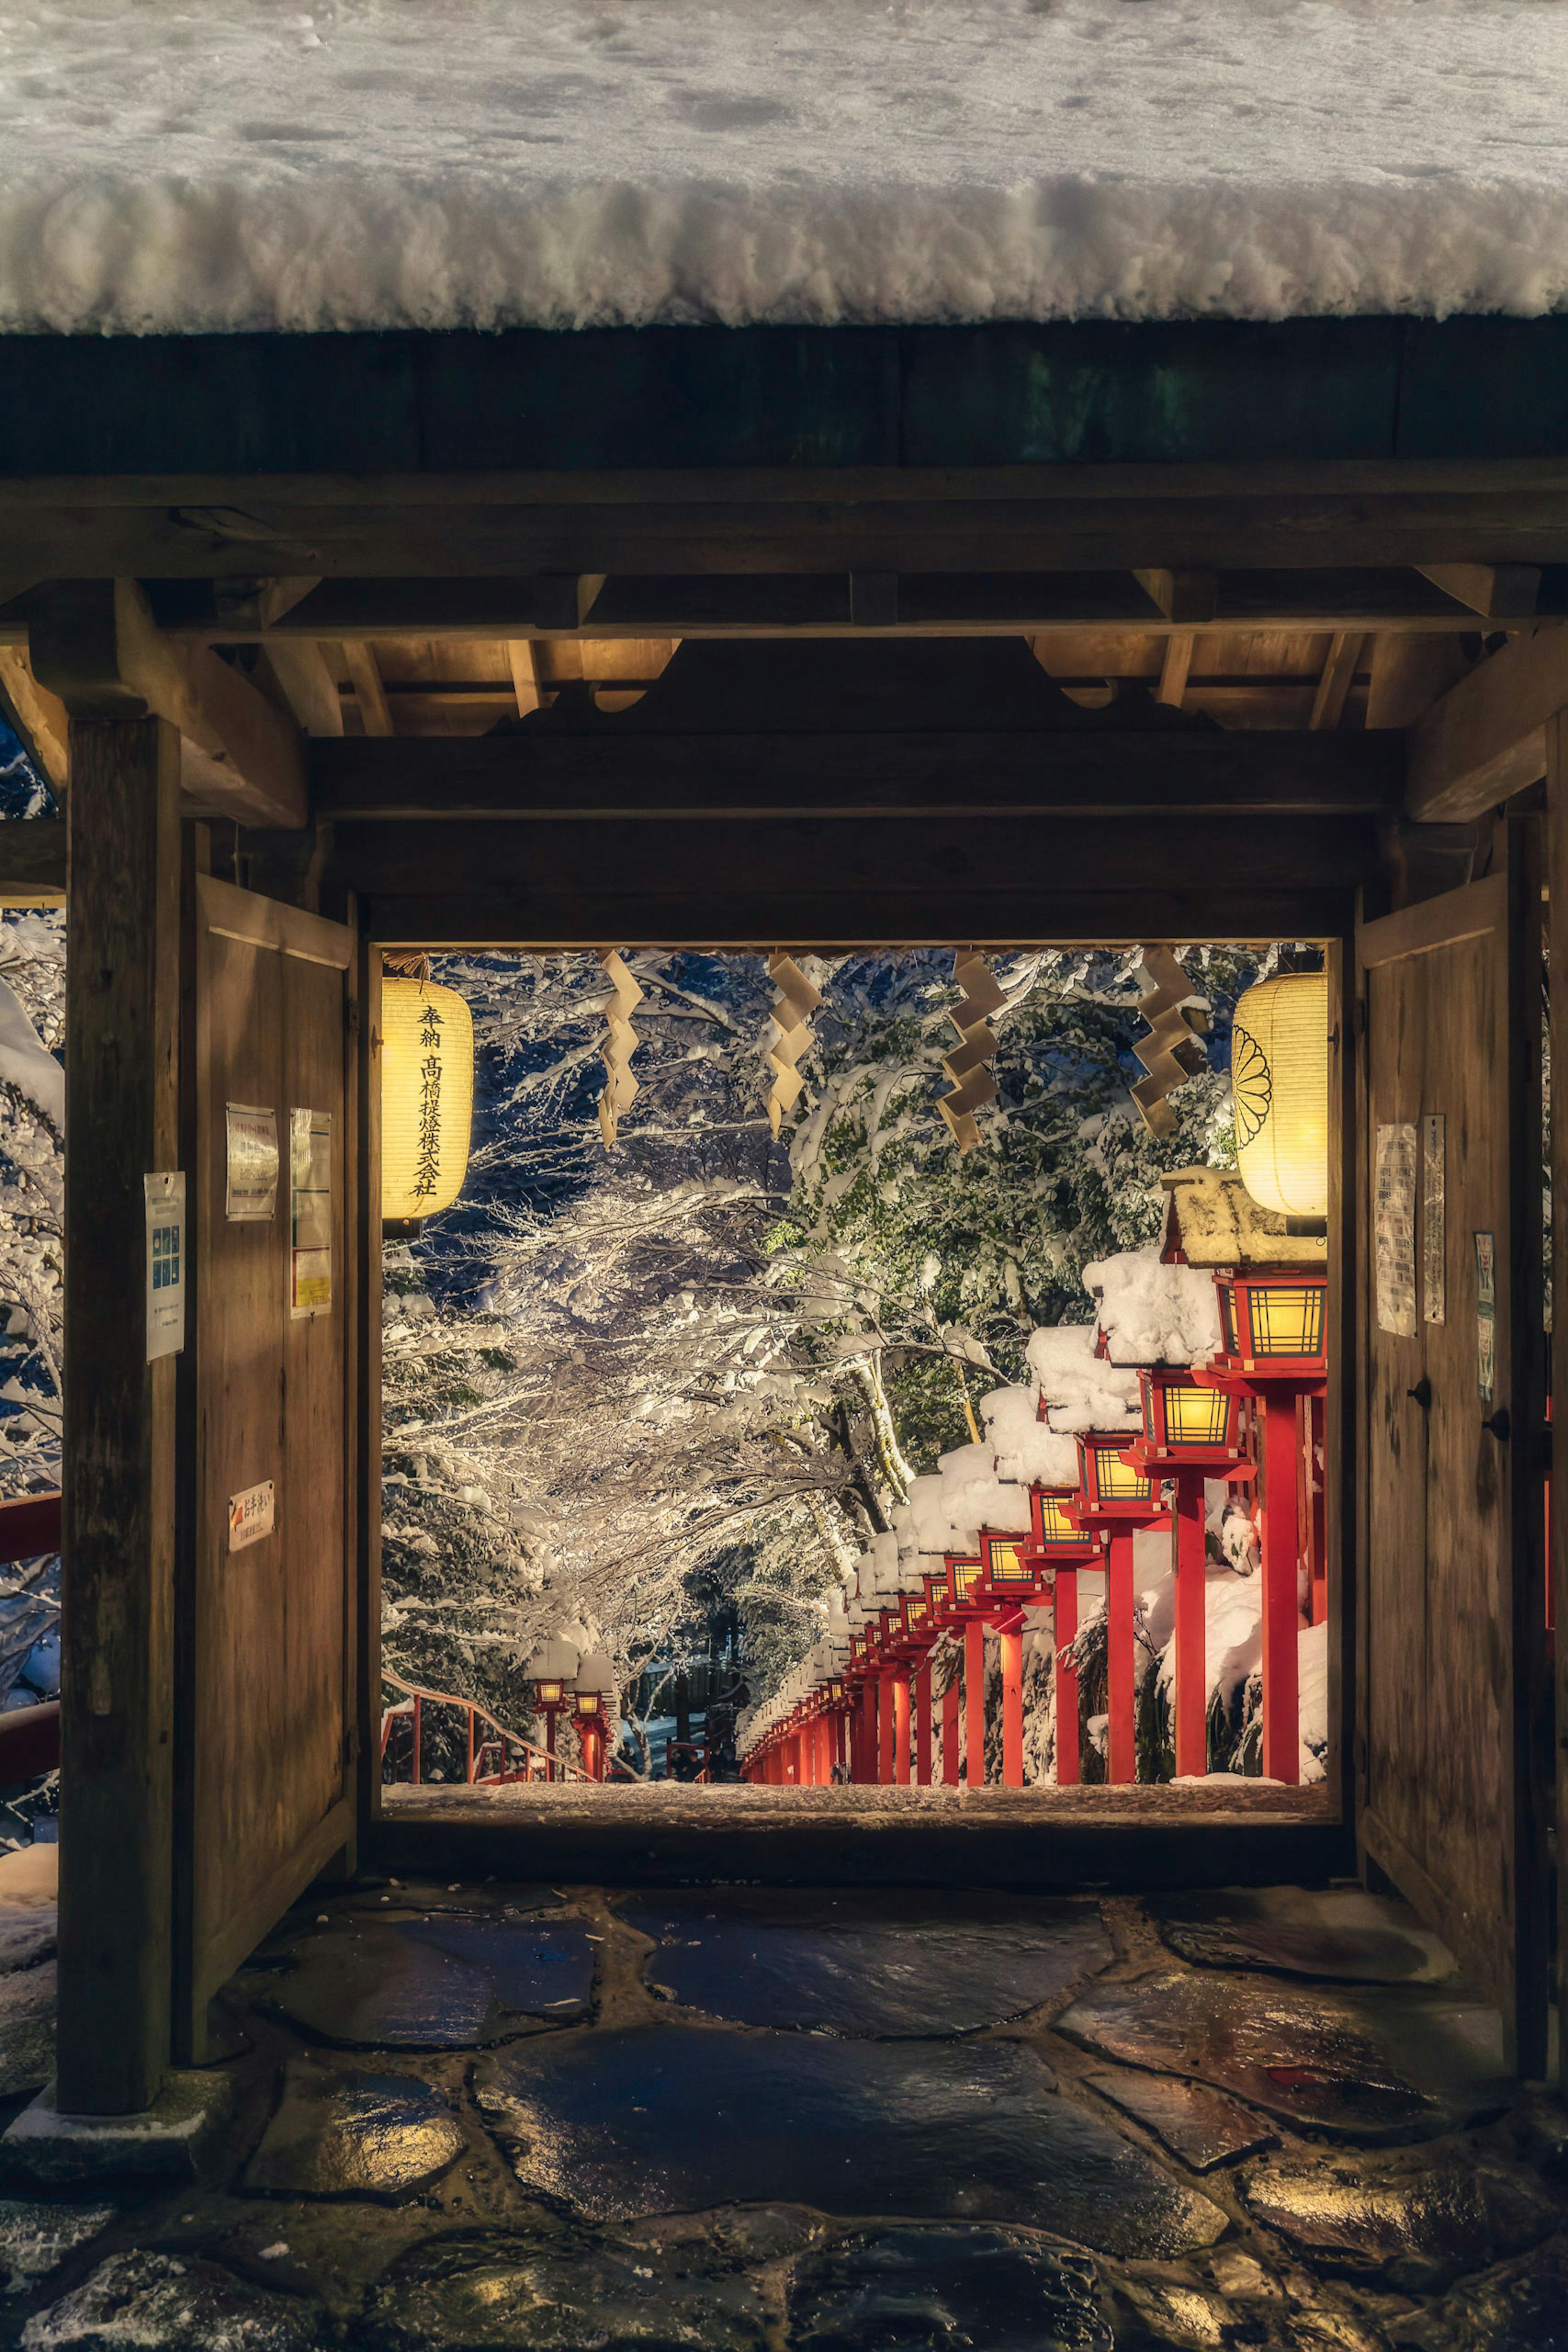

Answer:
[355,922,1357,1880]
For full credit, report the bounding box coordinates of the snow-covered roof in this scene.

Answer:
[3,1,1563,338]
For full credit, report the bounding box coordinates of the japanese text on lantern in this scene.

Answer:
[414,1001,443,1202]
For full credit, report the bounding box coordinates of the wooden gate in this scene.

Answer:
[174,875,359,2062]
[1355,837,1550,2072]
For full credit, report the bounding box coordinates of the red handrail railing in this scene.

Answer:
[380,1665,593,1786]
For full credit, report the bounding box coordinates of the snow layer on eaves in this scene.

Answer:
[1,0,1565,338]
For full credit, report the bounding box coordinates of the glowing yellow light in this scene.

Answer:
[952,1559,981,1601]
[381,977,474,1220]
[1162,1382,1233,1447]
[986,1539,1031,1584]
[1036,1494,1080,1547]
[1090,1448,1151,1502]
[535,1679,564,1705]
[1230,972,1328,1219]
[1247,1280,1325,1358]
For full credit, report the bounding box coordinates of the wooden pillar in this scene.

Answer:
[1000,1620,1024,1788]
[833,1709,846,1779]
[878,1668,896,1784]
[1054,1568,1080,1786]
[1106,1532,1137,1784]
[1308,1394,1328,1627]
[940,1664,961,1785]
[1261,1390,1303,1784]
[858,1680,876,1783]
[1173,1474,1209,1779]
[892,1668,911,1785]
[1546,709,1568,2083]
[964,1621,986,1788]
[58,713,181,2116]
[913,1662,932,1786]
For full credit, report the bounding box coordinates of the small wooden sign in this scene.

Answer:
[228,1479,275,1553]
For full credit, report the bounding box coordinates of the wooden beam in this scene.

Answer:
[328,813,1375,951]
[0,645,68,791]
[1156,635,1194,710]
[1405,626,1568,823]
[257,641,342,739]
[0,817,65,903]
[1365,631,1470,730]
[312,727,1403,822]
[29,582,307,828]
[341,640,393,737]
[1415,563,1541,619]
[507,640,542,718]
[1134,569,1218,625]
[361,883,1353,952]
[6,464,1568,585]
[58,713,181,2113]
[1309,632,1364,731]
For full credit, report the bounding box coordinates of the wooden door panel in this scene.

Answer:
[1356,861,1545,2069]
[178,878,356,2050]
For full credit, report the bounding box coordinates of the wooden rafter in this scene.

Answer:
[1309,632,1365,731]
[341,640,394,738]
[1406,626,1568,823]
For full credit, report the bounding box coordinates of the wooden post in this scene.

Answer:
[964,1620,986,1788]
[1546,716,1568,2080]
[1260,1390,1303,1783]
[58,713,181,2116]
[858,1681,876,1783]
[1173,1474,1208,1779]
[1106,1532,1137,1784]
[1000,1620,1024,1787]
[914,1661,932,1785]
[356,939,383,1828]
[1055,1567,1080,1786]
[940,1663,961,1785]
[878,1668,896,1784]
[892,1667,911,1786]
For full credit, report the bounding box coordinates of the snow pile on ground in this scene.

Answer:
[0,0,1564,335]
[1082,1251,1221,1368]
[980,1385,1079,1489]
[1025,1325,1142,1435]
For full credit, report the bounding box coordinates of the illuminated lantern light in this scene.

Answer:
[1212,1268,1327,1373]
[381,976,474,1220]
[1125,1368,1249,1474]
[978,1529,1042,1596]
[1029,1486,1098,1560]
[1230,972,1329,1220]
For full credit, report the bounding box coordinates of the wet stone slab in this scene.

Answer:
[1083,2069,1276,2171]
[249,1913,594,2048]
[1387,2236,1568,2352]
[1149,1887,1456,1985]
[475,2024,1227,2260]
[20,2250,324,2350]
[786,2223,1111,2352]
[359,2225,773,2352]
[617,1890,1113,2038]
[0,2200,114,2295]
[1056,1969,1506,2144]
[1241,2157,1562,2293]
[241,2056,466,2202]
[0,1962,54,2100]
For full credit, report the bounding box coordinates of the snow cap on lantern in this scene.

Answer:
[525,1635,579,1705]
[381,974,475,1220]
[1230,970,1329,1219]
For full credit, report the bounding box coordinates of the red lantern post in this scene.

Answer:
[938,1552,990,1787]
[1196,1268,1325,1784]
[973,1529,1044,1786]
[1122,1369,1252,1779]
[1027,1486,1099,1787]
[1064,1434,1171,1784]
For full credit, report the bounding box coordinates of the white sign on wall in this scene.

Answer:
[143,1171,186,1362]
[228,1479,276,1552]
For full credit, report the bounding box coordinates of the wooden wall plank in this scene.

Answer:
[355,942,383,1830]
[58,714,181,2114]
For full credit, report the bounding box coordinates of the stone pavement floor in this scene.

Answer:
[0,1875,1559,2349]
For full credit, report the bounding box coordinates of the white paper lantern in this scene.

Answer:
[1230,972,1329,1219]
[381,978,474,1220]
